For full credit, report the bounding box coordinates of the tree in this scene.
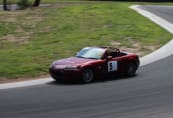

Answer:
[3,0,8,10]
[32,0,41,7]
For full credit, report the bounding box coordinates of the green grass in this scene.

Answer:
[0,1,172,79]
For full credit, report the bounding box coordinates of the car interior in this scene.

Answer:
[105,47,127,58]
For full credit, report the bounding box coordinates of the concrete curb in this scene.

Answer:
[0,5,173,90]
[0,78,52,90]
[140,39,173,66]
[130,5,173,34]
[130,5,173,66]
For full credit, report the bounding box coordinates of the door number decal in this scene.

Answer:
[108,61,118,72]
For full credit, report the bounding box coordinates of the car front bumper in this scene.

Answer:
[49,68,82,81]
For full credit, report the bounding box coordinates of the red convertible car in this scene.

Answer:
[49,47,140,83]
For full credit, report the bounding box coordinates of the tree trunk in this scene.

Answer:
[32,0,40,7]
[3,0,8,10]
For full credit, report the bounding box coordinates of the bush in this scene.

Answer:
[17,0,31,10]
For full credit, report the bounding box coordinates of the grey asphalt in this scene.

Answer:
[0,5,17,10]
[0,55,173,118]
[0,4,49,10]
[0,5,173,118]
[139,5,173,24]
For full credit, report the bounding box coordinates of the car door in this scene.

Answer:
[107,57,119,76]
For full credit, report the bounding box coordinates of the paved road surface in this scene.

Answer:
[0,55,173,118]
[139,5,173,24]
[0,4,49,10]
[0,5,17,10]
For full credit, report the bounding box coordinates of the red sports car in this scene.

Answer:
[49,47,140,83]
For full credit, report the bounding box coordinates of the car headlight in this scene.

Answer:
[54,65,66,69]
[65,65,80,70]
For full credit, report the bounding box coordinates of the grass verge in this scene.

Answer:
[0,1,172,80]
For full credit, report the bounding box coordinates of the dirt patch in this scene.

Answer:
[0,10,45,44]
[0,11,25,22]
[0,3,70,45]
[111,38,160,57]
[0,34,30,44]
[51,3,70,9]
[24,16,44,25]
[39,26,55,33]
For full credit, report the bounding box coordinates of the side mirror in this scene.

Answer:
[106,56,112,61]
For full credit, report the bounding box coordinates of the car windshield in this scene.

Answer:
[76,47,105,59]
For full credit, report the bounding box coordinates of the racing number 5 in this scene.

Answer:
[108,61,118,72]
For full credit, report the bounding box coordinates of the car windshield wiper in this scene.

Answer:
[75,55,85,58]
[86,57,98,59]
[76,56,98,59]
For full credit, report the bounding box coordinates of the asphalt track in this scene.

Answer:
[0,55,173,118]
[0,5,173,118]
[0,4,49,10]
[139,5,173,24]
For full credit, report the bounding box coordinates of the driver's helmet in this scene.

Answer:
[106,47,114,56]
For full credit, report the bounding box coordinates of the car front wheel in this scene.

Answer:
[82,68,94,83]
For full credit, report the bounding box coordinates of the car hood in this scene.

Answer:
[52,57,95,66]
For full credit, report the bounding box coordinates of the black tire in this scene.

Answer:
[126,62,137,77]
[82,68,94,83]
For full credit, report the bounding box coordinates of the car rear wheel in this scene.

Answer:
[126,62,137,77]
[82,68,94,83]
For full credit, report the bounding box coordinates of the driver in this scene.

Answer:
[106,47,119,58]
